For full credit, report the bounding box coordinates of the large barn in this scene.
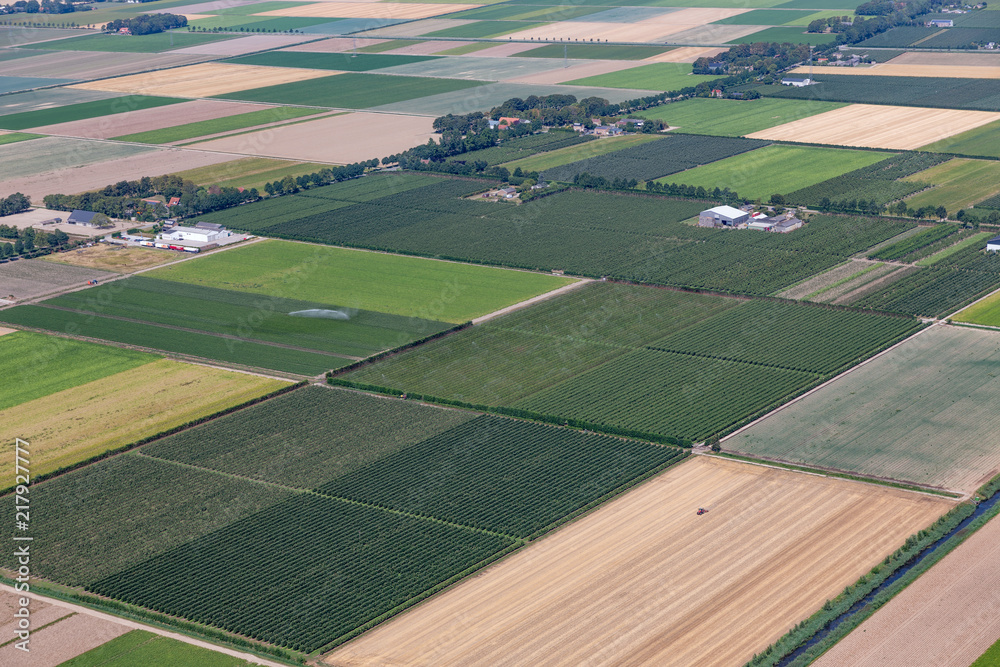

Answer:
[699,205,750,228]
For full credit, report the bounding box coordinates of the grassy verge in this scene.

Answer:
[113,107,324,144]
[805,262,883,301]
[712,452,961,498]
[916,230,993,266]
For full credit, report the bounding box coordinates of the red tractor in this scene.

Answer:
[697,508,708,516]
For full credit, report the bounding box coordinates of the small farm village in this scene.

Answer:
[2,0,1000,664]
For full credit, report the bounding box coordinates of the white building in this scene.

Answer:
[160,226,225,243]
[781,77,813,87]
[986,236,1000,252]
[699,205,750,227]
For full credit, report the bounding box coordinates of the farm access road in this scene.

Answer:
[0,584,292,667]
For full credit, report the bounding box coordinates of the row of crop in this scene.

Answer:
[644,299,921,375]
[709,214,912,258]
[542,135,769,183]
[142,385,475,489]
[316,414,684,538]
[786,153,949,208]
[896,226,982,264]
[853,266,1000,317]
[868,224,957,261]
[0,306,347,376]
[765,75,1000,112]
[514,349,818,442]
[88,494,514,652]
[446,131,594,167]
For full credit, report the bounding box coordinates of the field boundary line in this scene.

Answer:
[471,277,591,325]
[721,322,935,445]
[0,583,292,667]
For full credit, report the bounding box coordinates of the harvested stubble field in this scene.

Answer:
[815,507,1000,667]
[189,111,436,164]
[0,148,240,203]
[324,456,951,667]
[747,104,1000,150]
[71,62,333,98]
[56,629,267,667]
[34,31,237,53]
[733,325,1000,493]
[0,51,209,81]
[0,136,154,180]
[504,59,642,86]
[115,105,326,144]
[0,257,116,300]
[789,63,1000,80]
[167,33,320,56]
[172,156,326,188]
[259,1,479,18]
[28,99,278,140]
[0,358,286,482]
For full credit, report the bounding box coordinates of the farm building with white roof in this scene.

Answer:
[986,236,1000,252]
[699,205,750,228]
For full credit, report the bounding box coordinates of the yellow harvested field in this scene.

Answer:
[503,59,638,85]
[649,7,749,23]
[746,104,1000,150]
[324,456,951,667]
[887,51,1000,67]
[505,8,746,41]
[644,46,726,63]
[283,37,388,52]
[0,359,287,481]
[190,111,435,164]
[260,2,479,18]
[71,63,332,98]
[815,512,1000,667]
[43,244,178,273]
[790,64,1000,79]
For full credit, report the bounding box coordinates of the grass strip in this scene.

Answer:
[916,230,993,266]
[805,262,883,301]
[112,107,323,144]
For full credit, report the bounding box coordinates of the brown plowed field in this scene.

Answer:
[789,64,1000,79]
[189,111,435,163]
[71,62,331,98]
[747,104,1000,149]
[324,456,952,667]
[28,99,275,139]
[167,33,319,56]
[814,512,1000,667]
[282,37,388,52]
[260,2,479,18]
[644,46,726,63]
[503,59,639,85]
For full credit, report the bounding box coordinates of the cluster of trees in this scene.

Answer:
[693,42,812,77]
[807,16,853,32]
[833,0,943,44]
[44,174,258,220]
[0,225,68,259]
[103,13,186,34]
[856,0,896,15]
[0,0,74,14]
[809,196,949,218]
[263,161,376,196]
[0,192,30,217]
[571,173,744,205]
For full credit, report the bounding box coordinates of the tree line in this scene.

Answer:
[103,13,186,34]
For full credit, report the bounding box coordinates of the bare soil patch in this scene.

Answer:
[778,258,879,300]
[190,111,435,163]
[833,265,917,305]
[747,104,1000,150]
[789,63,1000,79]
[44,244,177,272]
[644,46,726,62]
[888,51,1000,67]
[71,62,332,98]
[464,42,549,58]
[380,40,455,55]
[0,602,130,666]
[29,99,275,139]
[503,59,639,85]
[282,37,389,52]
[260,2,479,19]
[0,259,116,301]
[815,512,1000,667]
[324,456,950,667]
[0,51,209,80]
[0,149,240,202]
[167,33,320,56]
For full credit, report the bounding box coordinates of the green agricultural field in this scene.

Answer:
[517,43,676,60]
[920,119,1000,158]
[59,630,261,667]
[186,15,330,31]
[112,107,324,144]
[171,157,326,189]
[13,453,293,585]
[356,39,425,53]
[952,286,1000,327]
[639,97,846,136]
[434,42,497,55]
[33,31,236,53]
[223,51,438,72]
[903,158,1000,212]
[214,72,488,109]
[971,635,1000,667]
[143,385,474,488]
[732,325,1000,493]
[729,26,837,44]
[0,132,40,145]
[0,95,183,131]
[206,1,313,15]
[42,276,454,359]
[712,9,815,24]
[784,9,855,25]
[342,283,916,442]
[0,306,349,376]
[916,231,993,266]
[345,282,741,406]
[502,134,659,172]
[146,238,574,323]
[563,63,721,91]
[659,145,889,200]
[0,331,156,410]
[424,20,546,38]
[448,130,594,167]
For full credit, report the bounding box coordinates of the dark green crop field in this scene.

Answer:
[223,51,438,72]
[215,72,489,109]
[762,75,1000,111]
[0,95,183,131]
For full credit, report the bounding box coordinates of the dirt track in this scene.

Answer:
[814,512,1000,667]
[324,456,951,667]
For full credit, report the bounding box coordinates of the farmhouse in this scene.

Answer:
[781,77,813,87]
[927,18,954,26]
[593,125,623,137]
[66,210,99,227]
[699,205,750,228]
[748,219,775,231]
[986,236,1000,252]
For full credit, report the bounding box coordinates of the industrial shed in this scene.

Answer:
[699,205,750,228]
